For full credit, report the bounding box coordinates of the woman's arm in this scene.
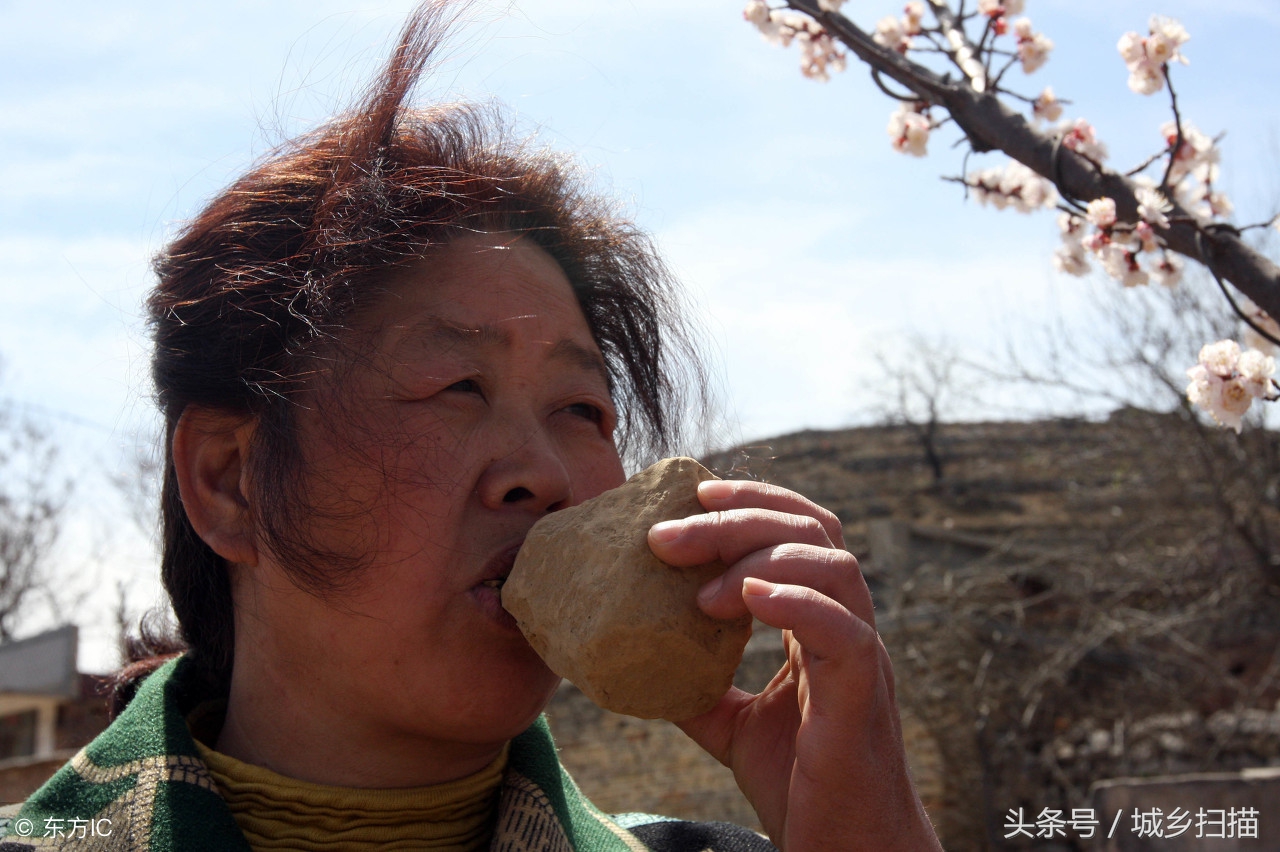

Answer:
[647,479,943,852]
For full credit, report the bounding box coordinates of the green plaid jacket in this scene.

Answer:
[0,658,774,851]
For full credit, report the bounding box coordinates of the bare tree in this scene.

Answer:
[0,393,70,642]
[873,339,967,482]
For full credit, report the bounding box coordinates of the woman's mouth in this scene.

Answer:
[472,545,521,631]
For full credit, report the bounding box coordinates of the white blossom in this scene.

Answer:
[1062,119,1108,163]
[1135,187,1172,229]
[1146,16,1190,66]
[1085,197,1117,229]
[1199,339,1241,378]
[1053,242,1090,276]
[903,1,926,34]
[887,103,931,156]
[1127,63,1164,95]
[1117,17,1188,96]
[744,0,771,27]
[1117,31,1146,67]
[1238,349,1277,398]
[1014,19,1053,73]
[1239,298,1280,356]
[1187,340,1276,431]
[1032,87,1063,123]
[967,161,1057,212]
[978,0,1002,16]
[817,0,847,11]
[874,15,911,53]
[1100,245,1147,287]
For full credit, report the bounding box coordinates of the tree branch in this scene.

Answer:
[786,0,1280,320]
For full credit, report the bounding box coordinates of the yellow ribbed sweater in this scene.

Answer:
[190,725,506,852]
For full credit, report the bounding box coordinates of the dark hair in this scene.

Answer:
[130,3,703,701]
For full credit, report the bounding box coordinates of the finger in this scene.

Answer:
[695,543,875,630]
[698,479,845,548]
[649,507,835,568]
[741,578,884,683]
[670,686,758,765]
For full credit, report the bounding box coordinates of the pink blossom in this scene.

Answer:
[1081,231,1109,254]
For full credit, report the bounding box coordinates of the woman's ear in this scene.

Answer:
[173,407,259,566]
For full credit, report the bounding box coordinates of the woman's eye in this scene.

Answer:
[564,402,604,423]
[445,379,482,395]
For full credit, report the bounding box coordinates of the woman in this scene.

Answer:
[1,5,940,851]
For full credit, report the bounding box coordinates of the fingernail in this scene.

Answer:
[697,480,734,504]
[742,577,777,597]
[650,520,683,543]
[697,576,724,605]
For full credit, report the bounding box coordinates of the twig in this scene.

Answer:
[1159,66,1184,192]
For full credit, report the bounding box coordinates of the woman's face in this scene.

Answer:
[244,234,626,756]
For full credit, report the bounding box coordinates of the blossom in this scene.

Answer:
[874,15,911,53]
[1014,19,1053,73]
[1053,242,1090,276]
[1117,31,1146,67]
[1062,119,1108,163]
[1085,197,1117,229]
[1032,87,1063,123]
[966,161,1057,212]
[903,2,926,34]
[1238,349,1277,398]
[1150,252,1183,287]
[817,0,847,11]
[1239,298,1280,356]
[1135,187,1172,229]
[744,0,771,27]
[1117,17,1189,96]
[1199,339,1240,378]
[887,103,931,156]
[1146,16,1190,66]
[1101,245,1147,287]
[1127,63,1164,96]
[1133,220,1159,253]
[1187,340,1277,432]
[796,25,847,80]
[1081,230,1109,254]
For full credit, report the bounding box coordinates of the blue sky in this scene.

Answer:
[2,0,1278,669]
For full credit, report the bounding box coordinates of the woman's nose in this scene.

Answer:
[475,421,572,514]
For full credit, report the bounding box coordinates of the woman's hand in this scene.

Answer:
[647,479,942,852]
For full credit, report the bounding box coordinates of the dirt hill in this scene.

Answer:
[550,410,1280,850]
